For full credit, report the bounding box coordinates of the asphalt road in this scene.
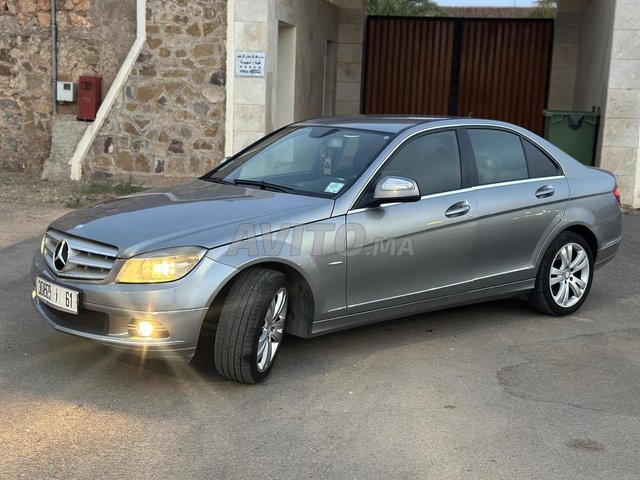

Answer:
[1,215,639,480]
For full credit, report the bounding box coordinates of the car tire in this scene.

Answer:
[528,231,594,316]
[214,267,289,384]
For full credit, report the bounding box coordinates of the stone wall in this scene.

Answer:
[85,0,228,184]
[0,0,135,172]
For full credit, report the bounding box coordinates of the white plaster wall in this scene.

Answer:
[572,0,615,173]
[271,0,340,130]
[601,0,640,207]
[226,0,270,155]
[331,0,364,115]
[573,0,615,112]
[548,0,640,206]
[547,0,587,110]
[226,0,362,155]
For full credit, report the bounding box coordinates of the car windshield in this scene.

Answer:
[204,126,393,197]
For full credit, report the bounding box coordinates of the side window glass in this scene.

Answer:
[468,129,528,185]
[524,140,561,178]
[379,131,462,196]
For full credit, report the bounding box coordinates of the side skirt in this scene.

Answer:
[309,279,535,337]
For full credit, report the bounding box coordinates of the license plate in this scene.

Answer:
[36,277,80,314]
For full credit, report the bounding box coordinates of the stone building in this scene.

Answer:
[0,0,135,172]
[1,0,640,208]
[0,0,363,186]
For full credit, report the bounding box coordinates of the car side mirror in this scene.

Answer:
[373,176,421,204]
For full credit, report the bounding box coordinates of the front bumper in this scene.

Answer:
[31,250,237,361]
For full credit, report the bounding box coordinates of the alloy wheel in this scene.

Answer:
[549,242,590,308]
[256,287,288,372]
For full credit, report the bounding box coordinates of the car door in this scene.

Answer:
[464,128,570,288]
[345,130,479,314]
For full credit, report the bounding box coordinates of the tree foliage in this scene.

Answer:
[365,0,446,17]
[529,0,557,18]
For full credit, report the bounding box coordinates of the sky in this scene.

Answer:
[437,0,536,6]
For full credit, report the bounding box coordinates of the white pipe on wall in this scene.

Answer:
[51,0,58,114]
[69,0,147,180]
[224,0,235,157]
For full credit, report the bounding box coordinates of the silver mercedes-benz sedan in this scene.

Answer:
[32,116,622,383]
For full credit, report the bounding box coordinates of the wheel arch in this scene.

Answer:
[535,222,599,272]
[562,224,598,261]
[199,260,316,341]
[250,261,316,338]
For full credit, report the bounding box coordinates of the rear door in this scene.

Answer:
[464,128,569,288]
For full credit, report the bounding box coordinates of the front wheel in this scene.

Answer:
[528,232,594,316]
[214,268,289,384]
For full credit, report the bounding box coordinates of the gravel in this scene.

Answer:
[0,172,145,248]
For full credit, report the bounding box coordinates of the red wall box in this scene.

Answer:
[77,76,102,121]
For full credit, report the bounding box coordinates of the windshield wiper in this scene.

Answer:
[203,177,234,185]
[232,179,295,193]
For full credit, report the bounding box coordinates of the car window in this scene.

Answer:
[237,129,317,178]
[524,140,561,178]
[468,129,528,185]
[208,127,392,198]
[378,130,462,196]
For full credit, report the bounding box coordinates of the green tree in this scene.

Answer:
[365,0,446,17]
[529,0,557,18]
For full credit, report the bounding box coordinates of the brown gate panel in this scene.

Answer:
[457,20,553,134]
[363,17,455,116]
[363,17,554,135]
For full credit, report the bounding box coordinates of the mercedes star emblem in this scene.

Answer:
[53,240,69,272]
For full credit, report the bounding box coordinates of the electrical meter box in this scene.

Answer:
[56,81,77,102]
[77,76,102,121]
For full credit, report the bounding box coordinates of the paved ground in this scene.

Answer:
[0,215,639,479]
[0,173,73,248]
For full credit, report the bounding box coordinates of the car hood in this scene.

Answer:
[50,180,335,258]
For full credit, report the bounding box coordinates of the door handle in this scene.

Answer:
[445,201,471,218]
[535,185,555,198]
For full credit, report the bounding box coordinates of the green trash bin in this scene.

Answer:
[543,110,600,166]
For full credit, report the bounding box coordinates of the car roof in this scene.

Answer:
[295,115,452,134]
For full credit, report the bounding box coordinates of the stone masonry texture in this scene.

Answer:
[0,0,135,173]
[85,0,227,183]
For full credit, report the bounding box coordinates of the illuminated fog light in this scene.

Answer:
[136,321,154,338]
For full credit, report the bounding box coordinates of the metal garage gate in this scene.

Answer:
[362,17,554,135]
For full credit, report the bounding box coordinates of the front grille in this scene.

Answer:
[44,229,118,281]
[44,304,110,335]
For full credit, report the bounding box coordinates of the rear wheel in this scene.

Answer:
[529,232,594,316]
[214,267,288,384]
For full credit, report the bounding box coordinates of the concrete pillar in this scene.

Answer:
[226,0,364,156]
[547,1,585,110]
[225,0,270,155]
[601,0,640,207]
[332,0,364,115]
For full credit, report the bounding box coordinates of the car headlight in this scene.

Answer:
[40,235,46,255]
[116,247,206,284]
